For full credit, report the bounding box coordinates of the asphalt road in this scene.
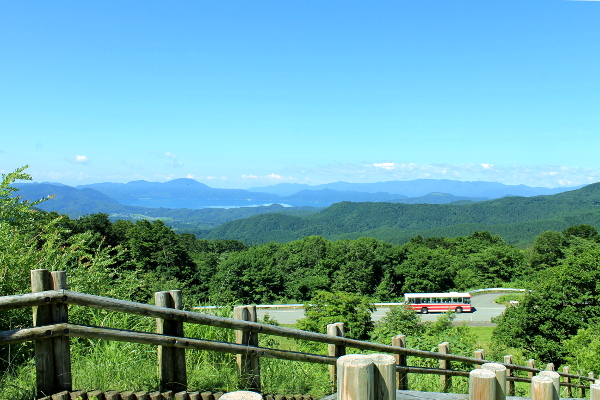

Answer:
[256,293,507,326]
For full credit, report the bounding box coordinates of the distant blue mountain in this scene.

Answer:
[248,179,582,199]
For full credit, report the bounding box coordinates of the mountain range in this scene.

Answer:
[207,182,600,246]
[12,178,591,245]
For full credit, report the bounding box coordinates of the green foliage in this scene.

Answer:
[563,322,600,376]
[297,291,375,340]
[370,304,423,343]
[0,165,50,225]
[493,239,600,366]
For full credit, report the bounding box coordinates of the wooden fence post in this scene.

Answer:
[538,371,559,400]
[545,363,555,371]
[590,383,600,400]
[527,359,536,379]
[503,355,514,396]
[156,291,187,392]
[469,369,496,400]
[370,354,396,400]
[531,375,554,400]
[562,366,571,398]
[482,363,506,400]
[336,354,395,400]
[438,342,451,392]
[474,349,485,368]
[337,354,374,400]
[51,271,72,392]
[170,290,187,391]
[327,322,345,386]
[234,305,260,391]
[31,269,56,397]
[392,335,408,390]
[580,370,587,398]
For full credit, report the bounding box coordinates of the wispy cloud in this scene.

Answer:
[290,162,600,188]
[151,151,184,168]
[241,173,296,182]
[120,159,144,170]
[32,171,92,182]
[65,155,90,165]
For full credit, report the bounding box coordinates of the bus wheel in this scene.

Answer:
[455,307,463,313]
[421,307,428,314]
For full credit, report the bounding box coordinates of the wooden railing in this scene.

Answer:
[0,269,596,399]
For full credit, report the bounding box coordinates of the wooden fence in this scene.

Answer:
[0,269,596,399]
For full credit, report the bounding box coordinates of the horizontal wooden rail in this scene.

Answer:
[7,322,590,391]
[1,289,594,383]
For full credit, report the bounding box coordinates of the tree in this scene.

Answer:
[563,224,600,241]
[370,304,423,343]
[297,291,375,340]
[125,219,196,281]
[493,242,600,366]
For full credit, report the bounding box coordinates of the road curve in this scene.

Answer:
[256,293,507,326]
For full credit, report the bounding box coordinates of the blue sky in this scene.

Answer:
[1,1,599,189]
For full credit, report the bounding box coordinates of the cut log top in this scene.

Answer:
[220,391,263,400]
[368,354,396,366]
[337,354,374,367]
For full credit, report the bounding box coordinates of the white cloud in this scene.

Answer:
[290,162,600,188]
[66,155,90,165]
[373,162,397,170]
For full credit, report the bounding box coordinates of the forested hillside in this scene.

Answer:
[208,183,600,245]
[4,166,600,396]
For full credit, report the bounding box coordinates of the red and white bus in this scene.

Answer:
[404,292,472,314]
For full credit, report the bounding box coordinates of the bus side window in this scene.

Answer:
[463,297,471,304]
[442,297,451,303]
[451,297,458,303]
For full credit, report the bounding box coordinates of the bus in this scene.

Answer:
[404,292,472,314]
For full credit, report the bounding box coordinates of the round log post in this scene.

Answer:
[527,359,536,379]
[234,305,260,391]
[370,354,396,400]
[438,342,451,392]
[392,335,408,390]
[545,363,555,371]
[503,355,514,396]
[154,292,178,389]
[31,269,56,397]
[538,370,560,400]
[469,369,496,400]
[482,363,506,400]
[219,392,262,400]
[474,349,485,368]
[327,322,346,386]
[590,383,600,400]
[337,354,374,400]
[51,271,72,392]
[170,290,187,392]
[562,366,571,398]
[531,375,554,400]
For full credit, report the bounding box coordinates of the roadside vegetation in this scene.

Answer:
[2,166,600,398]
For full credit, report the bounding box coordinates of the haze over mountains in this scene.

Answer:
[16,178,579,211]
[13,177,592,246]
